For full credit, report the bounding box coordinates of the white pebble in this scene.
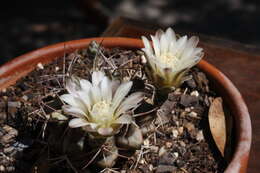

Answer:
[0,165,5,171]
[173,152,179,158]
[55,66,60,71]
[165,142,172,148]
[37,62,44,69]
[196,130,204,141]
[189,111,198,118]
[185,107,191,112]
[149,164,154,171]
[190,90,199,97]
[140,159,146,164]
[22,95,28,101]
[172,129,179,138]
[178,127,184,134]
[158,146,167,156]
[143,139,150,146]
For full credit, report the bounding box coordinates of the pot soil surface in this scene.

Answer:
[0,43,226,173]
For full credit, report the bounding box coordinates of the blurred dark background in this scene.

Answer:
[0,0,260,65]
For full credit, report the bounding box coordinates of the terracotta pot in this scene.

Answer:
[0,37,252,173]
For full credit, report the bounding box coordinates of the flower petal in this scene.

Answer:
[69,118,89,128]
[112,81,133,111]
[92,71,105,86]
[89,86,101,103]
[97,127,114,136]
[151,35,161,58]
[77,90,92,110]
[166,28,176,43]
[141,36,153,55]
[80,79,92,91]
[160,34,168,53]
[62,105,86,118]
[114,114,132,124]
[101,76,112,102]
[60,94,87,112]
[66,76,80,95]
[155,29,164,38]
[116,92,143,116]
[111,80,120,96]
[174,35,187,56]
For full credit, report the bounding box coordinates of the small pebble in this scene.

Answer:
[185,122,195,131]
[178,127,184,134]
[191,90,199,97]
[172,129,179,138]
[173,152,179,158]
[158,146,167,156]
[55,66,60,71]
[1,88,6,93]
[174,88,182,94]
[149,164,153,171]
[140,159,146,164]
[196,130,204,141]
[0,165,5,172]
[143,139,150,146]
[185,107,191,112]
[189,111,198,118]
[37,62,44,69]
[179,141,186,147]
[165,142,172,148]
[22,95,28,101]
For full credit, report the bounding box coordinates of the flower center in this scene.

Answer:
[160,52,179,68]
[90,100,113,126]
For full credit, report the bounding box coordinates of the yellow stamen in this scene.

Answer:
[90,101,113,126]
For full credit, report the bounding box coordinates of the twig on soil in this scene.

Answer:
[40,101,57,112]
[103,147,130,160]
[133,146,144,170]
[100,51,117,71]
[133,107,159,117]
[39,105,49,139]
[67,54,79,76]
[100,168,120,173]
[145,83,156,104]
[116,57,140,70]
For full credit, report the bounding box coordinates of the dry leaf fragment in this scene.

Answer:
[208,97,226,156]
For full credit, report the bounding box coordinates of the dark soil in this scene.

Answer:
[0,43,226,173]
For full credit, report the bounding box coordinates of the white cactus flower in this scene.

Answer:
[60,71,143,136]
[141,28,204,88]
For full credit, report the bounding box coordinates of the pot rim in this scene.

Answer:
[0,37,252,173]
